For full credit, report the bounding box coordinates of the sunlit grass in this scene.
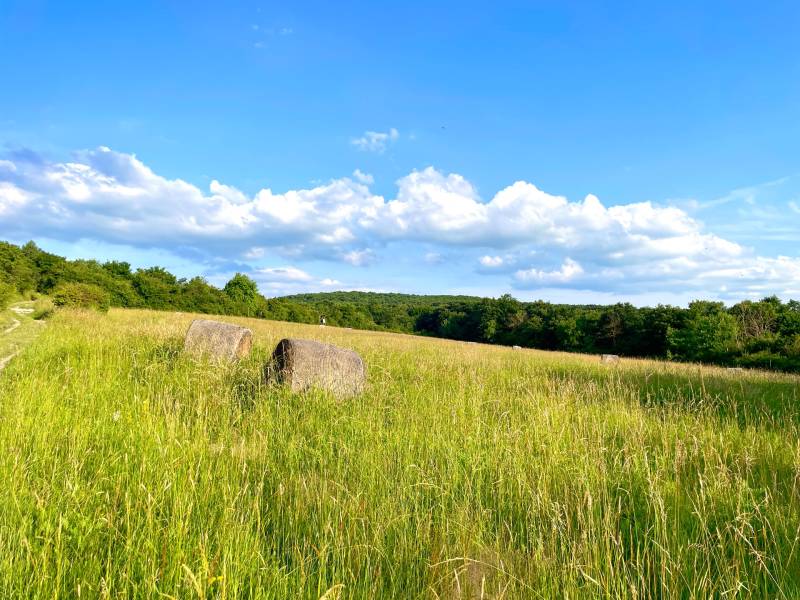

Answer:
[0,308,798,598]
[0,302,44,362]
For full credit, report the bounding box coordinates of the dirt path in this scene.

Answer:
[0,302,43,373]
[0,352,18,371]
[2,319,20,335]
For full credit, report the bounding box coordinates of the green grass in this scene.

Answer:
[0,301,45,364]
[0,308,799,598]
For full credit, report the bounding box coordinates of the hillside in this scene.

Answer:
[0,307,798,597]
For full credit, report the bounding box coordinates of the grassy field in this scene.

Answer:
[0,308,798,598]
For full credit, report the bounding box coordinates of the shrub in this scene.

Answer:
[31,297,55,320]
[0,281,14,310]
[52,282,111,312]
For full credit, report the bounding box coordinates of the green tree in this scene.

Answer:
[133,267,179,310]
[223,273,260,316]
[224,273,258,303]
[103,261,133,279]
[668,301,740,363]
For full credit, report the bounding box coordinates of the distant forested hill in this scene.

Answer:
[284,291,800,372]
[2,240,799,372]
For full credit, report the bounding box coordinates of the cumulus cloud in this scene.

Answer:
[0,146,798,300]
[252,265,344,295]
[341,248,375,266]
[479,255,504,268]
[515,258,584,285]
[255,266,313,282]
[352,169,374,184]
[0,182,29,215]
[351,128,399,153]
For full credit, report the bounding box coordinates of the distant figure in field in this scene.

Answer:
[319,315,326,327]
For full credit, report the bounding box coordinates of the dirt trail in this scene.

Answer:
[0,352,18,371]
[0,302,43,372]
[2,319,20,335]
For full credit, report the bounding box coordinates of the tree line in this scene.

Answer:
[2,240,799,373]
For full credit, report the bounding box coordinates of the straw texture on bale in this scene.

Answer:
[268,338,365,397]
[184,319,252,362]
[601,354,620,364]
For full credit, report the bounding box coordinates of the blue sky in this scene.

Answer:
[0,0,798,305]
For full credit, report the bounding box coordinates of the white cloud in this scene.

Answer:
[790,201,800,215]
[251,266,344,295]
[352,169,374,185]
[0,182,29,215]
[351,128,399,153]
[244,247,265,259]
[0,146,798,300]
[342,249,375,266]
[255,266,313,282]
[424,252,443,264]
[479,255,504,268]
[515,258,584,285]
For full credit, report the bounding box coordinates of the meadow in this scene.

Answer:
[0,307,798,598]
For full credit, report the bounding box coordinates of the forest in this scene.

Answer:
[2,240,799,373]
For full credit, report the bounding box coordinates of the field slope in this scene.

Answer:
[0,308,798,598]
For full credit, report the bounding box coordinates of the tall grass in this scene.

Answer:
[0,308,798,598]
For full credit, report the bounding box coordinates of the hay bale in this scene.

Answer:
[184,319,252,362]
[268,338,365,397]
[512,345,522,350]
[600,354,620,364]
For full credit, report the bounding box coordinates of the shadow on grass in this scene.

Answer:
[548,362,800,429]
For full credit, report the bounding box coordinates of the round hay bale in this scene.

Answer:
[512,345,522,350]
[268,338,365,398]
[600,354,620,364]
[184,319,252,362]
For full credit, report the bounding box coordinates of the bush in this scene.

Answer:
[52,283,111,312]
[31,297,55,320]
[0,281,14,310]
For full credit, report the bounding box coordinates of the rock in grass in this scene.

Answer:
[268,338,365,397]
[184,319,252,362]
[601,354,620,364]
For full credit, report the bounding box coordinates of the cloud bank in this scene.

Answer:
[0,146,798,300]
